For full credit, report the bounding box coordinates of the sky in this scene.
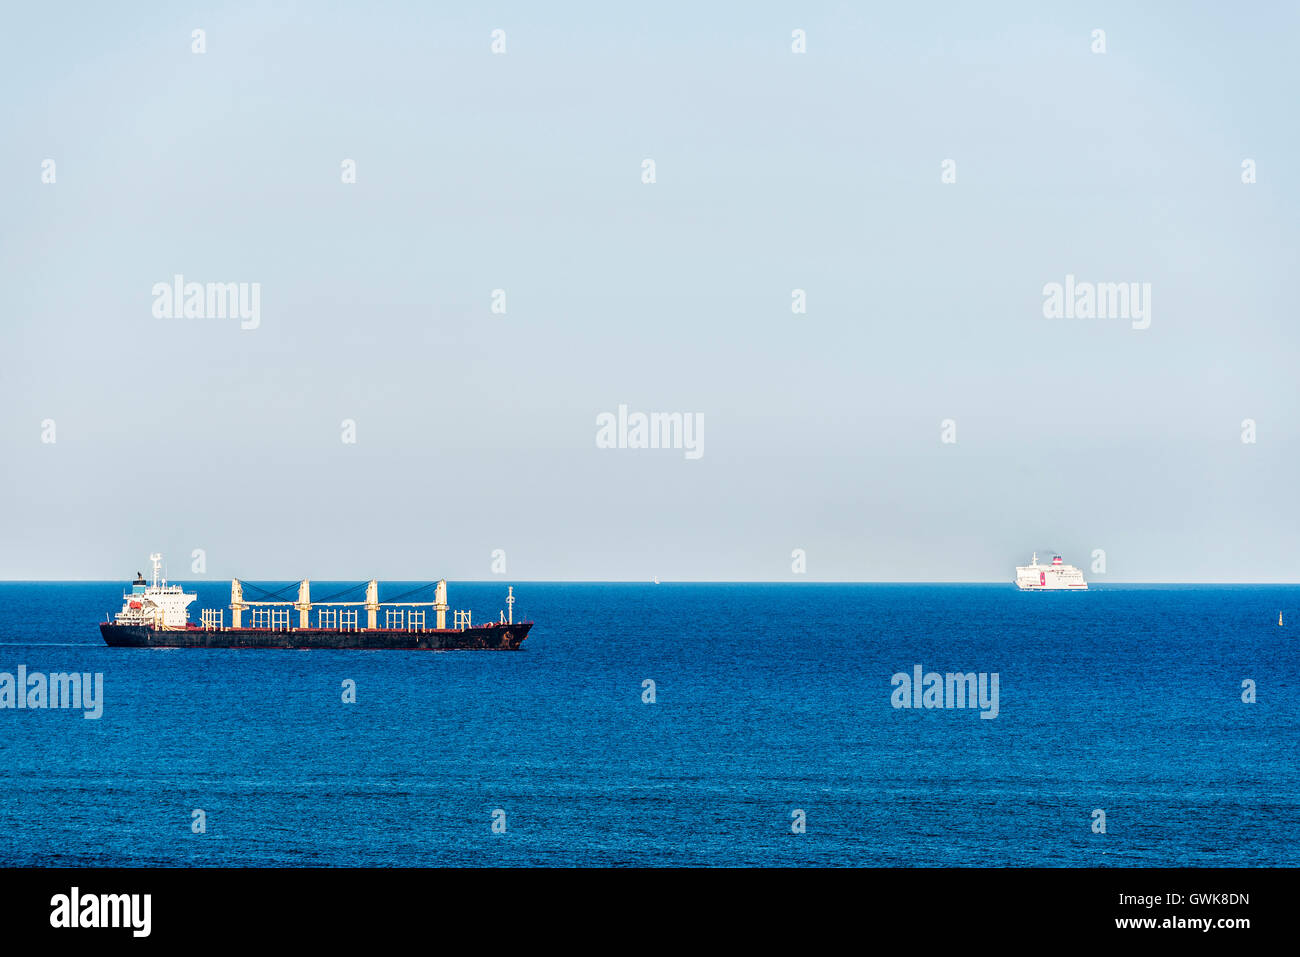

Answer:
[1,2,1296,582]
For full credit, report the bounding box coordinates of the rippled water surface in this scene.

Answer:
[1,582,1295,866]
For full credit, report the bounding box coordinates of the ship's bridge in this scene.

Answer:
[113,557,197,629]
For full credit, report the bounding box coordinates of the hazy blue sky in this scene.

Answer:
[2,2,1296,581]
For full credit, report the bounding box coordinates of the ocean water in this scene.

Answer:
[0,582,1295,867]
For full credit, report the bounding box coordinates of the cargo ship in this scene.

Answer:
[100,554,532,650]
[1014,552,1088,591]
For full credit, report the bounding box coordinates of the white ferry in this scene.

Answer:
[1014,553,1087,591]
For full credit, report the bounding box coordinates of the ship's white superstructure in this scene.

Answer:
[111,554,196,629]
[1015,552,1087,591]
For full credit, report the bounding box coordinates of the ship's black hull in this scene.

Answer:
[100,622,531,650]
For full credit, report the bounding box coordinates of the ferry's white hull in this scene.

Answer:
[1014,554,1087,590]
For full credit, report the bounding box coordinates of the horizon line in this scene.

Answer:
[0,579,1296,586]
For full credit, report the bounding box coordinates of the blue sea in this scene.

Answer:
[0,582,1295,867]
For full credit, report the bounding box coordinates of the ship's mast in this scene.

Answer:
[149,553,162,588]
[506,586,514,625]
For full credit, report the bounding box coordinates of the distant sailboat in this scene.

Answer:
[653,576,660,585]
[1280,611,1284,627]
